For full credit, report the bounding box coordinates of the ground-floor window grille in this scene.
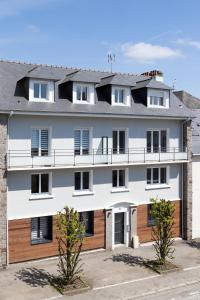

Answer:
[31,216,52,244]
[79,211,94,236]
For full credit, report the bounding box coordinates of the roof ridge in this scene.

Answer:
[0,59,144,77]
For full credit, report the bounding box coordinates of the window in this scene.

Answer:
[79,211,94,236]
[74,171,91,191]
[31,173,50,194]
[74,129,90,155]
[146,167,167,185]
[149,96,164,107]
[31,216,52,244]
[146,130,167,153]
[31,128,49,156]
[112,169,126,188]
[33,82,48,99]
[114,88,125,104]
[113,130,126,154]
[75,85,88,102]
[147,205,155,226]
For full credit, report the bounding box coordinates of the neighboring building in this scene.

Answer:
[175,91,200,239]
[0,61,193,265]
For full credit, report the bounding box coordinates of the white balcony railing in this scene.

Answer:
[7,147,188,169]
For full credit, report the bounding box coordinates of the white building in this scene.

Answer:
[0,62,193,265]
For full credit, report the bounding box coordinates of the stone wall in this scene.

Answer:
[0,115,7,267]
[183,120,193,240]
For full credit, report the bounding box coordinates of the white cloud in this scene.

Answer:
[26,24,40,33]
[0,0,59,18]
[121,42,182,64]
[175,38,200,49]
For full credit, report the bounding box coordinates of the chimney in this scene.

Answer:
[141,70,164,82]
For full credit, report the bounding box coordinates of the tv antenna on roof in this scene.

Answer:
[172,78,177,90]
[107,52,116,73]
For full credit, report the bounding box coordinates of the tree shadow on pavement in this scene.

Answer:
[15,267,55,288]
[187,240,200,249]
[105,254,149,268]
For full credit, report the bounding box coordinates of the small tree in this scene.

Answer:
[56,206,85,285]
[150,198,175,265]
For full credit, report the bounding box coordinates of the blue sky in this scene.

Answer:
[0,0,200,96]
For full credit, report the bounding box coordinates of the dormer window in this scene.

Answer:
[73,83,94,104]
[150,96,164,107]
[114,88,124,104]
[147,89,169,109]
[76,85,88,102]
[111,86,131,106]
[29,79,54,102]
[34,83,48,99]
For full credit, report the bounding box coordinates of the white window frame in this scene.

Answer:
[146,166,169,188]
[74,127,92,155]
[147,89,169,109]
[111,168,129,192]
[31,80,50,101]
[74,170,93,195]
[111,86,131,106]
[114,88,125,104]
[30,172,52,197]
[74,83,89,103]
[31,127,51,156]
[112,128,129,154]
[146,128,169,153]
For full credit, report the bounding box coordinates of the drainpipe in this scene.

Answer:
[6,110,14,266]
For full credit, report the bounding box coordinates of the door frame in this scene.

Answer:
[112,206,129,249]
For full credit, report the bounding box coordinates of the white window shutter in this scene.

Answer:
[74,130,81,153]
[31,218,38,240]
[82,130,89,153]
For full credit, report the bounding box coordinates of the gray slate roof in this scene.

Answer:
[175,90,200,154]
[0,60,194,119]
[132,78,172,90]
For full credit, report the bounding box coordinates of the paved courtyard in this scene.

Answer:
[1,240,200,300]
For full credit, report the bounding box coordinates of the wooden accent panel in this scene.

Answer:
[137,200,182,243]
[8,210,105,263]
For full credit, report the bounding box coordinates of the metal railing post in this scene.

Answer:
[54,150,55,167]
[111,149,112,164]
[128,148,129,164]
[93,149,95,165]
[144,148,145,163]
[32,155,33,168]
[173,147,175,161]
[159,147,160,162]
[74,152,76,166]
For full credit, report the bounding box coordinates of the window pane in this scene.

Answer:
[76,86,81,100]
[80,211,94,235]
[41,84,47,99]
[153,131,159,152]
[74,130,81,155]
[114,89,118,103]
[119,170,125,187]
[112,131,118,154]
[41,174,49,193]
[119,90,124,103]
[119,131,125,154]
[82,86,87,101]
[160,168,167,184]
[161,130,167,152]
[147,131,151,153]
[34,83,39,98]
[112,170,118,187]
[31,129,39,156]
[153,168,159,184]
[150,96,153,105]
[147,168,151,184]
[41,129,49,156]
[83,172,89,190]
[31,218,39,240]
[148,205,155,226]
[75,172,81,190]
[154,96,159,105]
[31,216,52,243]
[31,174,39,193]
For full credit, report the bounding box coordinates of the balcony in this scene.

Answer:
[7,147,188,170]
